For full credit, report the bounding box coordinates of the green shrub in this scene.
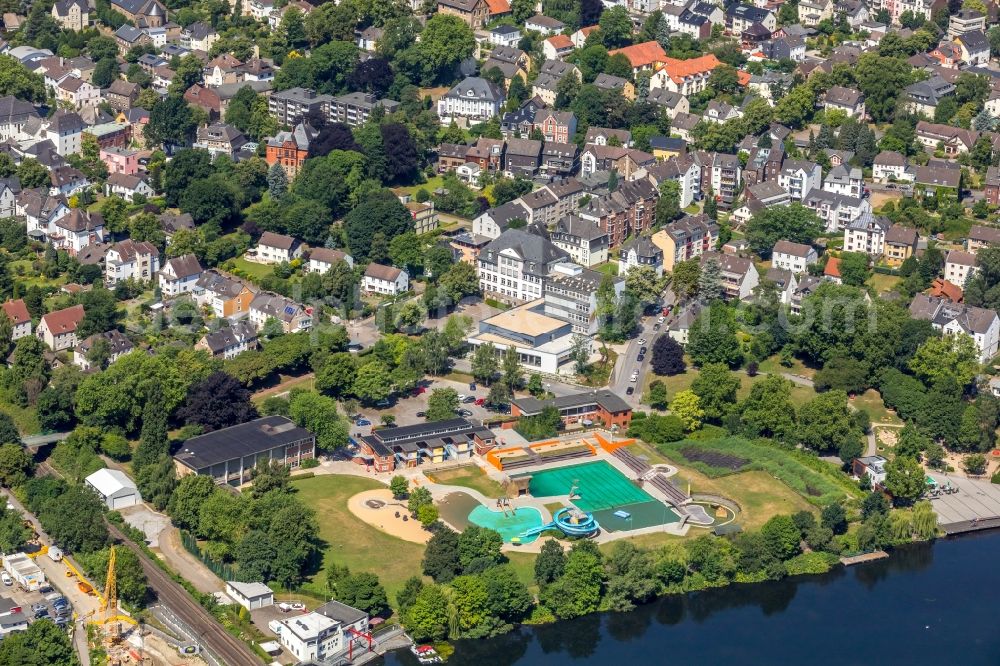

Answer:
[784,551,839,576]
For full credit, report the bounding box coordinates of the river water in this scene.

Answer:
[381,533,1000,666]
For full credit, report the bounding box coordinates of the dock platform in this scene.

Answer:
[840,551,889,566]
[926,474,1000,534]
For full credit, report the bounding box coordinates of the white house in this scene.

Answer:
[945,249,978,286]
[85,468,141,510]
[437,77,504,127]
[842,214,890,256]
[249,292,312,333]
[823,164,864,198]
[307,248,354,274]
[105,239,159,286]
[159,254,203,297]
[702,251,759,301]
[771,240,817,274]
[225,581,273,610]
[618,235,664,277]
[249,232,302,265]
[872,151,911,183]
[0,300,31,340]
[104,173,154,202]
[195,320,259,359]
[777,159,822,201]
[74,330,134,370]
[362,264,409,296]
[910,293,1000,363]
[36,304,84,351]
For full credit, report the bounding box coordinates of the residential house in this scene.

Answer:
[647,88,689,117]
[765,267,798,305]
[250,232,302,265]
[500,97,545,139]
[579,144,655,180]
[704,100,740,124]
[362,264,409,296]
[472,200,529,239]
[488,24,521,48]
[910,293,1000,362]
[110,0,165,27]
[985,166,1000,206]
[355,26,381,52]
[883,225,918,267]
[771,240,817,274]
[798,0,833,26]
[0,178,18,219]
[51,0,89,30]
[533,109,576,144]
[436,0,489,29]
[465,137,504,173]
[307,248,353,274]
[804,190,872,232]
[184,84,222,121]
[265,122,317,179]
[74,330,133,370]
[776,159,821,201]
[195,320,258,359]
[249,291,311,333]
[593,73,635,100]
[42,110,84,156]
[540,141,578,176]
[701,251,760,301]
[948,9,986,37]
[955,30,990,67]
[945,249,978,287]
[437,77,504,127]
[650,54,722,96]
[823,164,864,198]
[585,127,630,147]
[823,86,865,118]
[100,146,138,175]
[503,138,542,177]
[194,270,256,318]
[104,80,138,113]
[843,214,891,255]
[113,25,149,55]
[549,215,609,267]
[967,224,1000,253]
[577,178,658,247]
[915,121,977,156]
[0,299,31,340]
[104,173,154,202]
[607,41,668,75]
[762,35,806,61]
[645,153,702,208]
[36,304,85,351]
[193,123,247,159]
[181,21,217,51]
[903,76,955,117]
[524,14,565,35]
[158,253,203,297]
[725,4,776,34]
[709,152,742,209]
[618,235,663,277]
[542,34,574,61]
[105,239,159,285]
[914,163,961,201]
[873,150,912,183]
[48,208,104,254]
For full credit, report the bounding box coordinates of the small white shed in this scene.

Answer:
[226,581,274,610]
[85,468,141,510]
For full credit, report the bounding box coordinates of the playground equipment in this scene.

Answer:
[517,508,600,540]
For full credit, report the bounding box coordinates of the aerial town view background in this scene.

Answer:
[0,0,998,663]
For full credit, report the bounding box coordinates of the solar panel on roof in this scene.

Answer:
[284,305,296,315]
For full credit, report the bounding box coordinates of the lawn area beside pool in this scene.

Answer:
[426,465,505,498]
[292,475,426,603]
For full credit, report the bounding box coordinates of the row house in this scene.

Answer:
[329,93,400,128]
[194,270,256,319]
[540,142,578,177]
[249,292,312,333]
[51,0,89,30]
[533,109,576,144]
[651,214,718,272]
[466,137,504,173]
[577,179,658,248]
[504,138,542,178]
[883,225,919,267]
[579,145,656,180]
[473,200,530,239]
[195,320,259,360]
[904,76,955,118]
[0,178,18,219]
[743,144,785,187]
[436,0,489,29]
[500,97,545,140]
[549,215,610,268]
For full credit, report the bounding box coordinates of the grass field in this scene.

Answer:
[646,367,817,408]
[0,400,39,435]
[397,176,445,197]
[426,465,505,498]
[292,475,426,603]
[757,355,816,379]
[593,262,619,277]
[229,257,277,282]
[850,389,901,425]
[251,373,316,404]
[867,273,902,295]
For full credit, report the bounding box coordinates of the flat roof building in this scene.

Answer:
[511,389,633,430]
[356,418,495,472]
[173,416,315,487]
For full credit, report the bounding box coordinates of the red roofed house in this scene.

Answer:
[543,34,574,60]
[650,54,723,96]
[737,70,752,87]
[184,84,222,120]
[930,278,963,302]
[1,300,31,340]
[485,0,510,19]
[608,41,669,75]
[571,26,599,48]
[824,256,842,284]
[37,304,85,351]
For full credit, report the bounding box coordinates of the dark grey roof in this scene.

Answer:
[957,29,989,52]
[174,416,314,470]
[445,77,502,103]
[0,95,36,124]
[511,389,631,415]
[481,228,569,273]
[554,214,607,241]
[316,599,368,625]
[200,320,256,353]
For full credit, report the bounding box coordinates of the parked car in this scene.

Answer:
[657,316,665,324]
[640,346,647,354]
[1,572,11,586]
[474,398,485,406]
[469,383,477,391]
[629,374,638,383]
[637,354,645,362]
[416,411,426,418]
[412,386,426,396]
[375,399,391,408]
[347,343,364,353]
[653,323,660,331]
[626,386,634,395]
[355,418,372,427]
[637,338,647,345]
[461,396,476,404]
[456,408,473,417]
[277,601,305,613]
[457,394,468,402]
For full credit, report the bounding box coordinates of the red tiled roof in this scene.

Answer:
[737,70,752,86]
[824,256,841,278]
[1,299,29,325]
[659,54,723,85]
[608,41,668,69]
[930,278,963,302]
[546,34,573,50]
[41,304,84,335]
[486,0,510,15]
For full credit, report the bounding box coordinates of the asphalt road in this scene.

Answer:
[104,522,261,666]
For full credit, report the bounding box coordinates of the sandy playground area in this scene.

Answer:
[347,489,431,544]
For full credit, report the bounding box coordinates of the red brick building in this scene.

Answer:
[511,390,633,430]
[265,123,317,179]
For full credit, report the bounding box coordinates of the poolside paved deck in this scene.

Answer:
[927,473,1000,534]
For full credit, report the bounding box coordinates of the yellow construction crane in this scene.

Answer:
[101,546,119,639]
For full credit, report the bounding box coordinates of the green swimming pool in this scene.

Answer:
[468,505,545,543]
[521,460,680,531]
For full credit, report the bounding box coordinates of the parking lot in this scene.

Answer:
[349,377,500,439]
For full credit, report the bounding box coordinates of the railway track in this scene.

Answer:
[105,522,261,666]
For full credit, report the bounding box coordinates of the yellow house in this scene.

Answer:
[650,136,686,161]
[882,225,918,267]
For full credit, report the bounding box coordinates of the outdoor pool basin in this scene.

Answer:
[467,505,545,544]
